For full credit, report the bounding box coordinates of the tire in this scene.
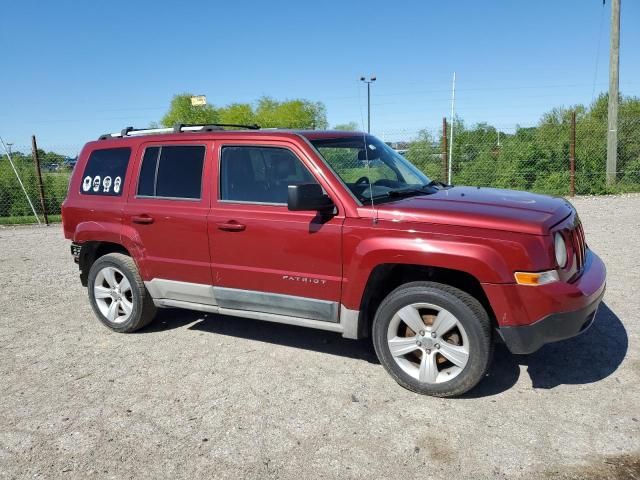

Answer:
[87,253,156,333]
[372,281,492,397]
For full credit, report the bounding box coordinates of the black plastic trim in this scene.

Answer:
[497,287,605,354]
[70,242,81,263]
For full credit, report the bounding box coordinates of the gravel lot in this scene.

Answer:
[1,194,639,480]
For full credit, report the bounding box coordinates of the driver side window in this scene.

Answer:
[220,146,317,204]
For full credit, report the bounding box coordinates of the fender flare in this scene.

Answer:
[341,235,513,310]
[73,221,148,279]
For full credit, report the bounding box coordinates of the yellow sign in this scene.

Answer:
[190,95,207,106]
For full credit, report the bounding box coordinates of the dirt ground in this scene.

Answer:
[1,194,639,479]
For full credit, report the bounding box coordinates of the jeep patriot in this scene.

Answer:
[62,124,606,396]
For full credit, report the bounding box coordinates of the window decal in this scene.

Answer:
[80,148,131,196]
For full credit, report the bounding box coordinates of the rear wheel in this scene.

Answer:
[87,253,156,332]
[372,281,492,397]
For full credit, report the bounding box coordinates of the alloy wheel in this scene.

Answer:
[93,266,134,324]
[386,302,470,384]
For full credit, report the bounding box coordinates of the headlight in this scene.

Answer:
[554,232,567,268]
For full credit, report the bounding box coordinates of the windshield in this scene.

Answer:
[309,135,435,204]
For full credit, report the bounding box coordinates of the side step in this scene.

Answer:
[153,298,359,338]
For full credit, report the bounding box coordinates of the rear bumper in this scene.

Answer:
[71,242,82,264]
[485,249,606,354]
[497,286,604,354]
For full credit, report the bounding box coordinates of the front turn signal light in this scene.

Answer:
[514,270,559,286]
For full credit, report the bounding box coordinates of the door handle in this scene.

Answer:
[217,221,246,232]
[132,215,154,224]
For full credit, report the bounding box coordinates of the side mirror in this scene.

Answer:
[287,184,335,213]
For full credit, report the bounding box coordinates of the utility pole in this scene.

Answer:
[367,83,370,133]
[606,0,620,185]
[442,117,448,182]
[360,76,376,133]
[448,72,456,184]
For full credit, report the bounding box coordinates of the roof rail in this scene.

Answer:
[98,123,261,140]
[177,123,261,131]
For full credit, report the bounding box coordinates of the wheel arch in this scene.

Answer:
[79,241,132,286]
[356,263,497,338]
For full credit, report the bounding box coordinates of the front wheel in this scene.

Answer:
[372,281,492,397]
[87,253,156,333]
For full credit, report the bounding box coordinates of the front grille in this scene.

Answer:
[570,222,587,271]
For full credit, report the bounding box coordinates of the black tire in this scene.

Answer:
[372,281,492,397]
[87,253,156,333]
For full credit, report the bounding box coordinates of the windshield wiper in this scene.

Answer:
[423,180,452,189]
[387,188,427,197]
[369,187,435,201]
[360,184,445,203]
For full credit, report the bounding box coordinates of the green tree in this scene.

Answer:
[333,122,359,131]
[160,94,219,127]
[160,94,328,130]
[254,96,328,129]
[405,129,442,180]
[218,103,256,125]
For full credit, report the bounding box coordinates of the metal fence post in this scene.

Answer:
[31,135,49,225]
[570,111,576,197]
[442,117,448,182]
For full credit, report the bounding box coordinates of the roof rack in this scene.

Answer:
[98,123,261,140]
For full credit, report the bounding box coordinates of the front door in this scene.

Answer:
[123,142,213,303]
[208,141,343,322]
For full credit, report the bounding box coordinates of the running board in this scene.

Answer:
[153,298,359,339]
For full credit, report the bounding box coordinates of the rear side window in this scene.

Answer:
[80,147,131,196]
[137,146,205,199]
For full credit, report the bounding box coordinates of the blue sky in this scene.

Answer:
[0,0,638,155]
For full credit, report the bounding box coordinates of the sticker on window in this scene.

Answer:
[80,148,131,196]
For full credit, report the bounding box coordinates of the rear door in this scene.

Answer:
[123,141,214,302]
[208,140,344,322]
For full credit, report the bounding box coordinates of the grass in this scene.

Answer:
[0,214,62,225]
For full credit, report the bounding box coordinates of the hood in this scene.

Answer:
[369,186,573,235]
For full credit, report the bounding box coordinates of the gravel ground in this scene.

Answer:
[1,194,639,480]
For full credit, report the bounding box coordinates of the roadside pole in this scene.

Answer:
[31,135,49,225]
[606,0,620,186]
[570,111,576,197]
[442,117,448,182]
[448,72,456,184]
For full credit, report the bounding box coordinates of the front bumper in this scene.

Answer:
[497,286,604,354]
[484,249,606,354]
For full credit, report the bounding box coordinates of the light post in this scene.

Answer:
[360,76,376,133]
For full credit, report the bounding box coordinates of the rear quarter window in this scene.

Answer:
[137,145,205,200]
[80,147,131,196]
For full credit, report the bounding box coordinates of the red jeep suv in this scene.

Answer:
[62,124,606,397]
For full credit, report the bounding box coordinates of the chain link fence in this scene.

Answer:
[0,144,75,224]
[1,114,639,224]
[375,114,640,197]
